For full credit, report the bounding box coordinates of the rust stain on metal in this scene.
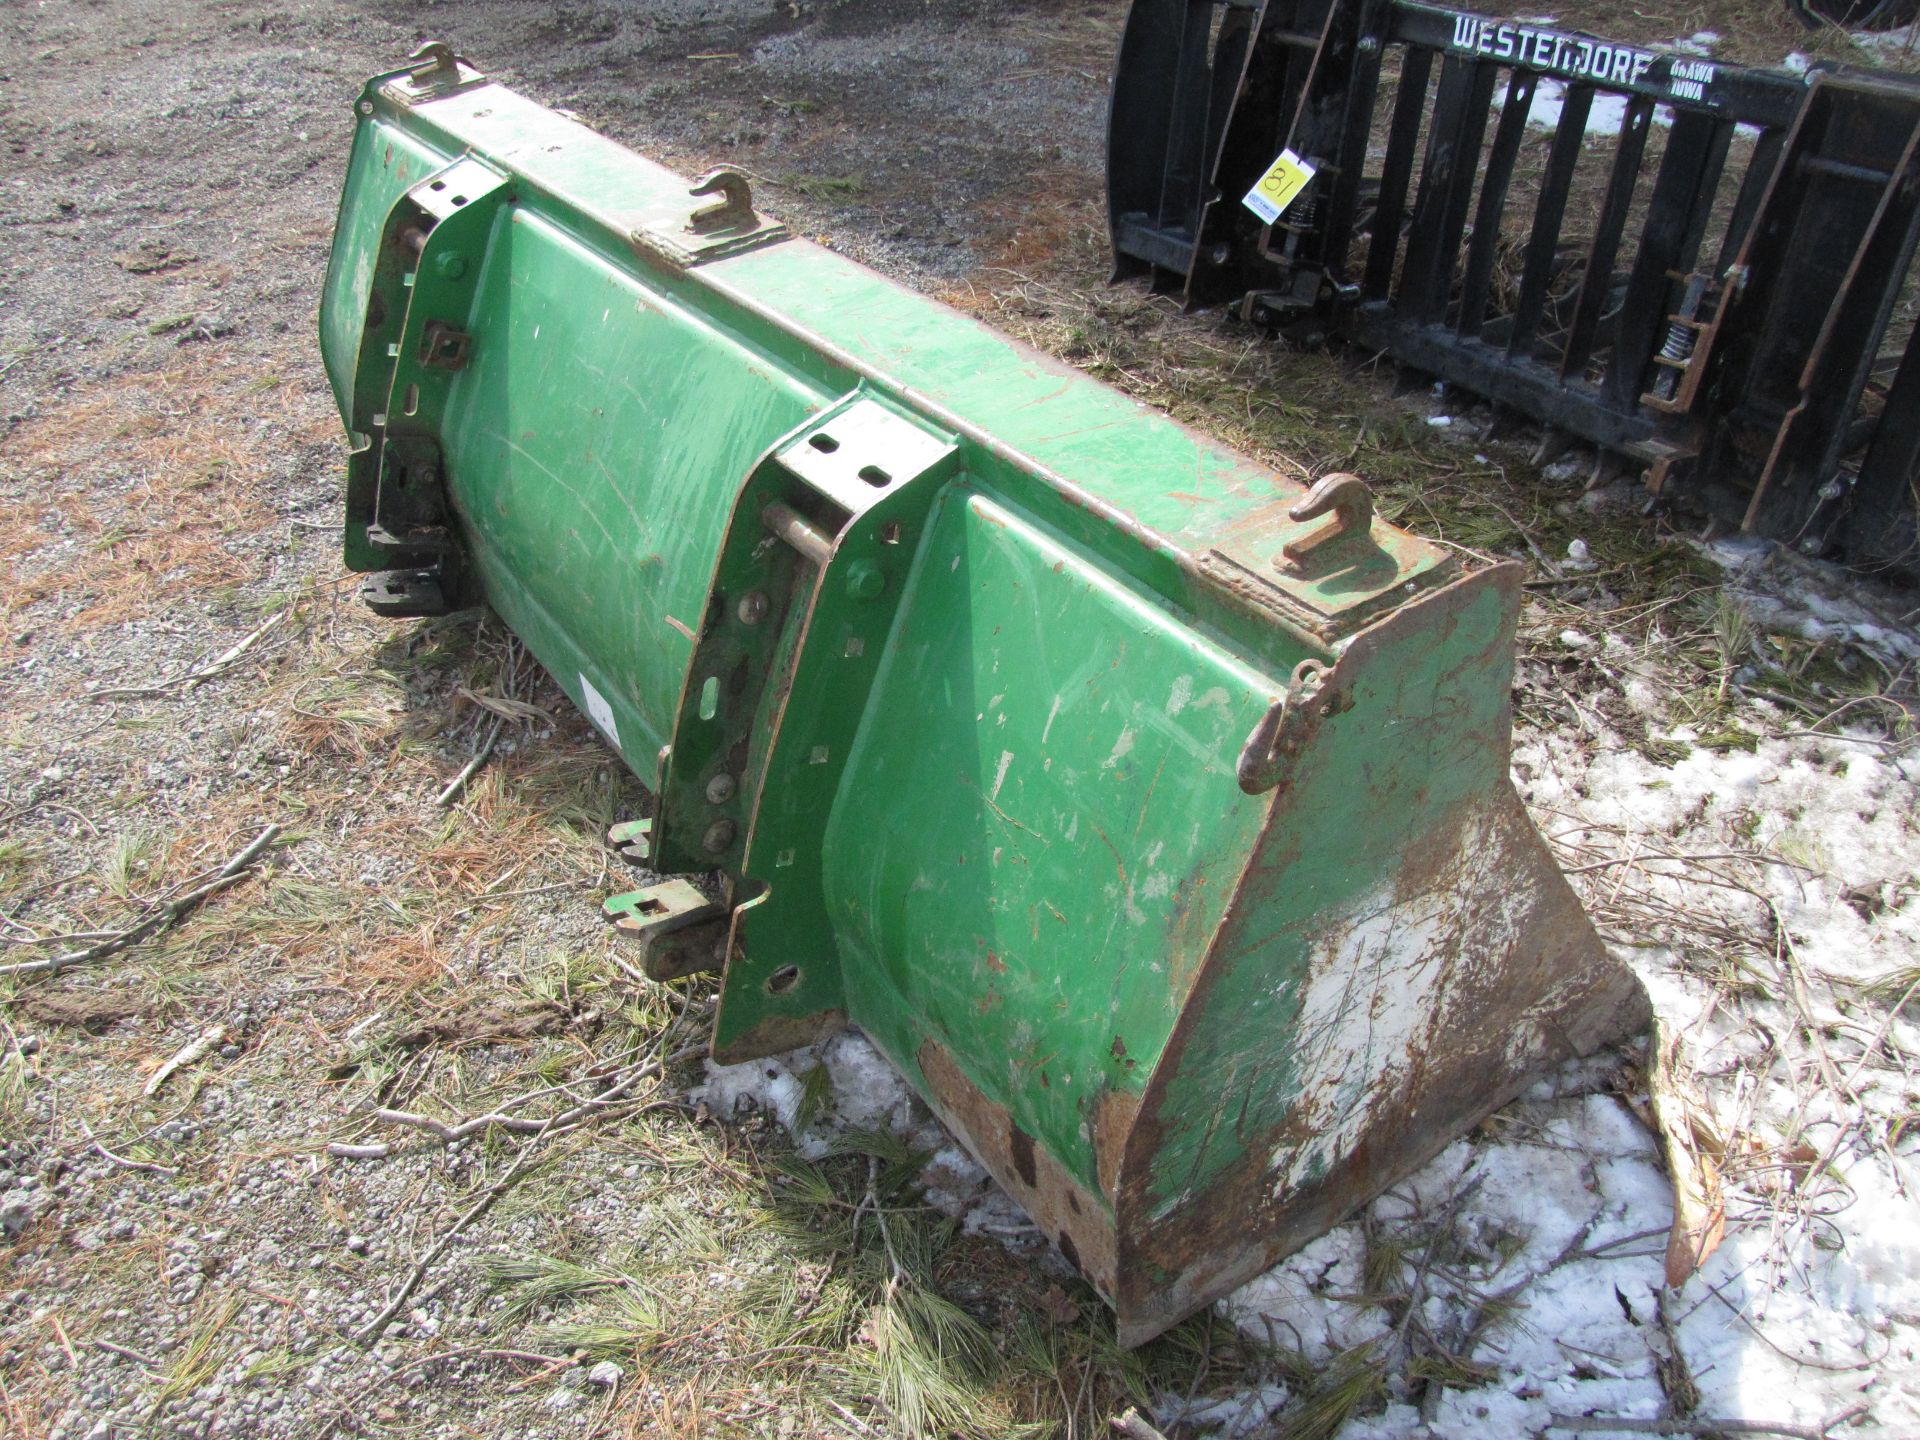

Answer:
[917,1039,1119,1300]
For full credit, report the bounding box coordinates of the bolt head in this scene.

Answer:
[434,251,468,280]
[705,773,737,804]
[844,561,885,601]
[737,591,770,625]
[701,819,736,854]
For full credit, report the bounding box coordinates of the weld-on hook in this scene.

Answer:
[688,169,759,235]
[406,41,463,87]
[1278,471,1374,567]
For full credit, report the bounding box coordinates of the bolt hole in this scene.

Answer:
[775,848,796,868]
[880,521,902,545]
[767,965,801,995]
[451,195,468,206]
[429,180,446,191]
[402,383,420,417]
[358,100,375,116]
[808,433,840,453]
[858,465,891,487]
[807,745,829,765]
[698,675,719,721]
[843,636,865,658]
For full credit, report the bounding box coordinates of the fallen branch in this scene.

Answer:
[435,716,504,807]
[85,611,290,701]
[1112,1408,1172,1440]
[0,825,283,979]
[92,1339,158,1368]
[326,1142,390,1161]
[76,1115,179,1178]
[1547,1401,1869,1438]
[144,1025,227,1097]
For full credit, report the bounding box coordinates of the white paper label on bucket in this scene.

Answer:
[1243,149,1317,225]
[579,673,621,752]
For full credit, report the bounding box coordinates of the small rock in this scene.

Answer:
[586,1360,622,1388]
[0,1196,37,1239]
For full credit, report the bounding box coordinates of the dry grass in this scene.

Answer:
[0,349,329,653]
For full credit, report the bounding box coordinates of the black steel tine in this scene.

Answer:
[1605,111,1730,405]
[1421,59,1499,323]
[1562,95,1656,381]
[1364,45,1433,300]
[1457,68,1538,338]
[1714,125,1787,277]
[1849,306,1920,565]
[1674,120,1735,276]
[1750,109,1920,537]
[1507,83,1594,359]
[1157,0,1224,234]
[1107,0,1190,277]
[1322,6,1390,289]
[1398,55,1477,319]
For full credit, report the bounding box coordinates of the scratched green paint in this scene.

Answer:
[819,486,1277,1200]
[1133,577,1518,1218]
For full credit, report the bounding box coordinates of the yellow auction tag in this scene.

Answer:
[1242,149,1317,225]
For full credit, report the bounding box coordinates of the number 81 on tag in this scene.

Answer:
[1243,149,1317,225]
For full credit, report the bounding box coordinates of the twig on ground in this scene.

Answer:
[352,1110,559,1347]
[1111,1408,1172,1440]
[435,715,504,807]
[143,1024,226,1097]
[1546,1401,1869,1438]
[0,824,283,978]
[92,1339,158,1368]
[359,1041,703,1143]
[326,1142,390,1160]
[351,1040,706,1346]
[0,778,55,826]
[84,610,291,701]
[76,1115,179,1177]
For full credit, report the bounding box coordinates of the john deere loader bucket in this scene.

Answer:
[319,46,1646,1345]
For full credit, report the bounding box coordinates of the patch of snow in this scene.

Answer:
[1219,1227,1393,1361]
[1701,537,1920,666]
[1851,24,1920,60]
[1155,1384,1293,1438]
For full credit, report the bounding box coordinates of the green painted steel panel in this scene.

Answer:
[822,487,1276,1206]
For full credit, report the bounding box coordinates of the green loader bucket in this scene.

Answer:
[319,46,1646,1345]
